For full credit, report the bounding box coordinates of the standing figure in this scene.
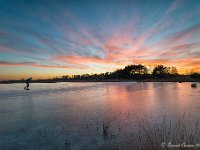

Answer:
[24,77,32,90]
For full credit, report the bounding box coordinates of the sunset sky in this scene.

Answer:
[0,0,200,80]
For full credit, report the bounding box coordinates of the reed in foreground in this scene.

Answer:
[135,113,200,150]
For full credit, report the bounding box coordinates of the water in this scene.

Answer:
[0,82,200,149]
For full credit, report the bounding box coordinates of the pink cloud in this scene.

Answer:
[0,61,89,69]
[54,55,112,65]
[52,22,200,73]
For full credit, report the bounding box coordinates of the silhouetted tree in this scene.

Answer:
[104,72,110,79]
[190,72,200,79]
[47,64,196,81]
[123,64,148,79]
[124,64,148,75]
[73,75,81,79]
[170,66,178,75]
[153,65,170,78]
[61,75,69,79]
[110,69,126,79]
[80,74,90,79]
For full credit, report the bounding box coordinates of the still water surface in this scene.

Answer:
[0,82,200,149]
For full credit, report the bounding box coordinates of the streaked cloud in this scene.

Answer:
[0,0,200,79]
[0,61,89,70]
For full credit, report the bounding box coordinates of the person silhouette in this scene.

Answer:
[24,77,32,90]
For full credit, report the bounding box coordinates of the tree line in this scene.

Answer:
[51,64,200,81]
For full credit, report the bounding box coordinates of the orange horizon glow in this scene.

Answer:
[0,61,199,80]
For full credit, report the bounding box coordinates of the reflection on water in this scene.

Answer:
[0,82,200,149]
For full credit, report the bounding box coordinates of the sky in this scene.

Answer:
[0,0,200,80]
